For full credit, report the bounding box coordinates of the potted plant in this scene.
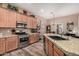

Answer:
[7,4,18,11]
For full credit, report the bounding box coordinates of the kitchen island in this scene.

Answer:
[43,34,79,56]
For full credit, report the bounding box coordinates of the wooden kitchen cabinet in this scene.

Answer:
[0,38,5,54]
[7,10,16,27]
[54,45,64,56]
[21,14,27,22]
[54,51,59,56]
[21,15,28,26]
[48,40,54,56]
[32,18,37,28]
[0,7,16,28]
[27,17,37,28]
[29,33,39,44]
[44,37,49,55]
[0,7,8,27]
[5,36,18,52]
[16,13,28,25]
[0,7,37,28]
[27,17,33,28]
[44,36,65,56]
[44,37,54,56]
[16,13,23,21]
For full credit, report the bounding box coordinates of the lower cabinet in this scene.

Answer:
[54,45,64,56]
[5,36,18,52]
[54,51,59,56]
[0,36,18,54]
[44,37,49,55]
[29,33,39,44]
[44,37,54,56]
[0,38,5,54]
[44,36,65,56]
[48,40,54,56]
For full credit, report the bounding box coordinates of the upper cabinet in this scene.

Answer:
[0,7,37,28]
[0,7,8,27]
[21,14,28,23]
[16,13,28,23]
[16,13,28,27]
[32,18,37,28]
[27,17,33,28]
[27,17,37,28]
[0,8,16,28]
[7,10,16,28]
[16,13,23,21]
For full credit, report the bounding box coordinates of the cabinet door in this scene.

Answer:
[48,40,54,56]
[29,34,34,44]
[45,38,54,56]
[44,38,49,55]
[54,51,59,56]
[29,34,39,44]
[7,11,16,27]
[5,36,18,52]
[21,15,26,22]
[34,19,37,28]
[0,8,8,27]
[29,34,35,44]
[32,18,37,28]
[27,17,33,28]
[25,16,28,25]
[54,45,64,56]
[0,38,5,54]
[22,15,28,26]
[0,8,16,28]
[33,33,39,42]
[27,17,37,28]
[16,13,23,21]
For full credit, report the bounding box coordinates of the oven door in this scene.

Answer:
[19,36,29,48]
[20,37,28,42]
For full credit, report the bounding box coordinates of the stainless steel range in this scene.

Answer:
[15,32,29,48]
[11,21,29,48]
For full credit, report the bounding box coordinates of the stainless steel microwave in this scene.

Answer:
[16,21,27,28]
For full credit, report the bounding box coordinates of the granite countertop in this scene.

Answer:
[44,34,79,56]
[29,33,39,35]
[0,34,18,39]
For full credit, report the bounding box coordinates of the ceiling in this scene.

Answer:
[11,3,79,19]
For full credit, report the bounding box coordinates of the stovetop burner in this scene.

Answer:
[18,35,29,38]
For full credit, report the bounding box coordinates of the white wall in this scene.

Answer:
[49,14,79,34]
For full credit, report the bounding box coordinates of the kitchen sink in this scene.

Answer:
[48,36,67,40]
[64,33,79,38]
[71,35,79,38]
[64,33,75,36]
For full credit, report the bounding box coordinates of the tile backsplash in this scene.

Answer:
[0,28,12,35]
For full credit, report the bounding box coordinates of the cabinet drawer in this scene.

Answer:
[54,45,64,56]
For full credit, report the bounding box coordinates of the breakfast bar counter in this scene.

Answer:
[44,34,79,56]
